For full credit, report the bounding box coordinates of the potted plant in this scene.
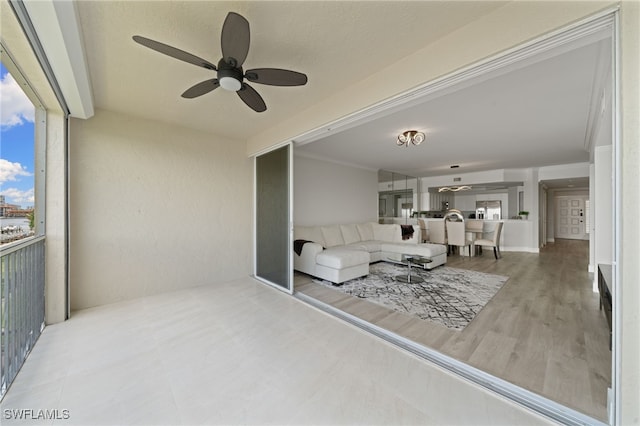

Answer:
[519,211,529,220]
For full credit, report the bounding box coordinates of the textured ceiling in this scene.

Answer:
[75,1,507,141]
[75,1,610,187]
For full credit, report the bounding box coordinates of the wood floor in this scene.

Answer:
[295,239,611,421]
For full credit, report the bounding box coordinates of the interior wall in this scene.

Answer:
[594,145,613,274]
[69,109,252,310]
[293,154,377,226]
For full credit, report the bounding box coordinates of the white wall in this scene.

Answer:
[1,1,69,324]
[594,145,613,281]
[69,109,253,310]
[293,154,377,226]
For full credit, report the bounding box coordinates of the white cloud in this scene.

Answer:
[1,71,35,129]
[1,187,34,205]
[0,158,32,184]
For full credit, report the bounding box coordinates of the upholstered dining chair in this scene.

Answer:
[473,221,504,259]
[465,219,484,255]
[446,221,473,256]
[428,220,448,250]
[417,218,428,243]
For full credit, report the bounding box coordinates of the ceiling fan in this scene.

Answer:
[132,12,308,112]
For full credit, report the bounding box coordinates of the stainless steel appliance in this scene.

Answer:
[476,200,502,220]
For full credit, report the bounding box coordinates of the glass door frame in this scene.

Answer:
[253,141,294,294]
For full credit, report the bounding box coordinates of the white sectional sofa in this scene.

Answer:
[294,222,447,284]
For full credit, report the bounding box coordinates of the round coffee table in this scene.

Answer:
[394,255,432,283]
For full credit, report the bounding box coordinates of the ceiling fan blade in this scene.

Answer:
[221,12,250,67]
[237,83,266,112]
[133,35,217,70]
[245,68,308,86]
[181,79,220,98]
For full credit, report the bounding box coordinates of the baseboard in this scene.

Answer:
[502,247,540,253]
[547,238,555,243]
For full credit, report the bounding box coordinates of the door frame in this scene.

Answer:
[253,142,294,294]
[282,8,620,425]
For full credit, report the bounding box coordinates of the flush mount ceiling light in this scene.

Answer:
[396,130,425,147]
[438,185,472,192]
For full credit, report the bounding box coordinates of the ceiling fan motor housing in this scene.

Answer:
[217,59,243,91]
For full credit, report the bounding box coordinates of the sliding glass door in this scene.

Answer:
[254,144,292,292]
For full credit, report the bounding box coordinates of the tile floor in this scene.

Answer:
[1,277,553,425]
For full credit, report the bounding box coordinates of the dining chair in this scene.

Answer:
[417,219,428,243]
[446,221,473,256]
[465,219,484,255]
[473,221,504,259]
[428,220,448,250]
[466,219,484,235]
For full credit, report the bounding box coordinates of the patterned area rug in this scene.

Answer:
[314,262,509,330]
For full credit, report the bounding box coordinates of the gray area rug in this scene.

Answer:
[314,262,509,330]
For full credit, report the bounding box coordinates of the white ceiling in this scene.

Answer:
[296,37,611,182]
[75,1,508,141]
[72,1,611,189]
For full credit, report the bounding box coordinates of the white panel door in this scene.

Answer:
[555,196,588,240]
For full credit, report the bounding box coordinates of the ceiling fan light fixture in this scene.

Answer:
[397,130,425,147]
[217,60,244,91]
[219,76,242,91]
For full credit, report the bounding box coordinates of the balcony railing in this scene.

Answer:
[0,236,45,399]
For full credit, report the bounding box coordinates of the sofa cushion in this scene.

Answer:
[321,225,345,247]
[340,224,361,245]
[294,226,325,247]
[345,241,383,253]
[356,223,374,241]
[316,248,370,269]
[373,223,397,242]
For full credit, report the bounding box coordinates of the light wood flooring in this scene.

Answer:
[295,239,611,421]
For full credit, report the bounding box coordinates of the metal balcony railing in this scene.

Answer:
[0,236,45,399]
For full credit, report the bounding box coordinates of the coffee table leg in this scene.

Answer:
[395,259,424,283]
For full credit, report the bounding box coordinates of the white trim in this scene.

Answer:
[251,139,292,158]
[501,247,540,253]
[0,43,45,109]
[22,0,94,118]
[611,10,621,426]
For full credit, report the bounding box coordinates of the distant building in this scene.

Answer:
[0,196,28,217]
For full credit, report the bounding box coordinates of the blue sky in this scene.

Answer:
[1,62,35,209]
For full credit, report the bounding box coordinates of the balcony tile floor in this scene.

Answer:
[1,277,551,425]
